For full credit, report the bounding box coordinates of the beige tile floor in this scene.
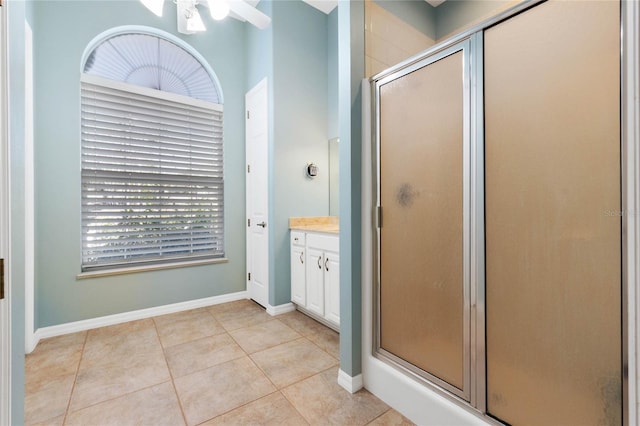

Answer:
[25,299,414,426]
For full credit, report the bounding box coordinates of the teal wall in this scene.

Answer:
[328,8,339,140]
[8,0,27,422]
[32,0,248,327]
[246,1,273,91]
[374,0,436,40]
[271,0,329,305]
[338,0,364,377]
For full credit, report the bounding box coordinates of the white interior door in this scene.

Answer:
[0,2,10,423]
[245,79,269,308]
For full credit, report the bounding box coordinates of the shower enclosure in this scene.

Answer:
[371,1,622,424]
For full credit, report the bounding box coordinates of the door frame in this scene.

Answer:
[362,1,640,425]
[245,78,269,307]
[0,1,11,423]
[622,1,640,424]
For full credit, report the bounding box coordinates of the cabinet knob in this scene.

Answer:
[325,257,329,271]
[300,251,304,264]
[317,256,322,269]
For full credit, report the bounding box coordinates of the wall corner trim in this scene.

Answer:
[338,368,364,393]
[25,331,38,355]
[266,302,296,316]
[29,291,249,352]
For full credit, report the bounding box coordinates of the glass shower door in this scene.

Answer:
[376,43,470,399]
[484,1,622,424]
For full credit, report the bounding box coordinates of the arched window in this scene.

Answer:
[80,27,224,271]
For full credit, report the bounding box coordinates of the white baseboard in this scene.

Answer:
[266,302,296,316]
[338,369,364,394]
[31,291,249,350]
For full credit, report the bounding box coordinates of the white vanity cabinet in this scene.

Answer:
[290,230,340,329]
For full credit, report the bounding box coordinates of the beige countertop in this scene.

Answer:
[289,216,339,234]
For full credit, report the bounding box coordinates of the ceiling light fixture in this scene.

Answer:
[186,6,207,32]
[177,0,206,34]
[142,0,271,34]
[208,0,230,21]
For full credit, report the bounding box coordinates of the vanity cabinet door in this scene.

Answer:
[306,247,325,317]
[324,252,340,325]
[290,245,306,305]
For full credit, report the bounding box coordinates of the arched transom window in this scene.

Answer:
[81,27,225,271]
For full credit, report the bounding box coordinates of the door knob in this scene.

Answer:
[257,222,267,228]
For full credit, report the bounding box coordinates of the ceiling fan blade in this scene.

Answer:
[227,0,271,29]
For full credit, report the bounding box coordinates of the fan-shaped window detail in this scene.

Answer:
[80,27,225,272]
[83,31,221,103]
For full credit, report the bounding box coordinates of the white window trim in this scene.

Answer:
[76,256,228,280]
[80,74,223,112]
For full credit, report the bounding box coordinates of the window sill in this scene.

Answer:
[76,257,229,280]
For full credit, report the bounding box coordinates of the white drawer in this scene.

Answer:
[291,231,306,246]
[306,232,339,252]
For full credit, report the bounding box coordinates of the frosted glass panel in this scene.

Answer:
[484,1,621,424]
[379,51,465,391]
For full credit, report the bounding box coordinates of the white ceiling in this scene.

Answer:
[301,0,446,16]
[301,0,338,14]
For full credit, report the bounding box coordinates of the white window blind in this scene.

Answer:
[81,74,224,271]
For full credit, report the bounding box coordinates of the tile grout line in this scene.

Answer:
[304,332,340,362]
[193,322,279,425]
[61,330,89,425]
[65,380,177,416]
[277,313,341,361]
[278,386,313,426]
[226,329,317,426]
[280,364,378,426]
[227,317,303,355]
[152,317,190,426]
[244,313,340,383]
[247,334,338,391]
[162,336,246,380]
[221,317,319,424]
[162,306,295,384]
[192,389,286,426]
[366,407,394,425]
[290,320,341,362]
[59,323,177,417]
